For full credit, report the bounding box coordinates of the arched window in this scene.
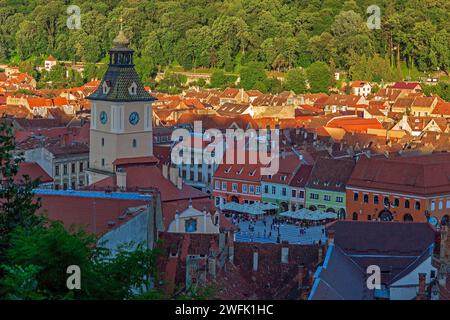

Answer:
[101,138,105,147]
[352,212,358,221]
[353,192,359,201]
[404,200,410,208]
[415,201,421,210]
[373,195,379,205]
[393,198,399,207]
[384,197,390,206]
[403,214,413,222]
[132,139,137,148]
[363,194,369,203]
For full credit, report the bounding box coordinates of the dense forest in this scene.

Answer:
[0,0,449,88]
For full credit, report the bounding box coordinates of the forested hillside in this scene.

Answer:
[0,0,448,80]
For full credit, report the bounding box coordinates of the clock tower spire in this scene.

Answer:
[86,27,155,184]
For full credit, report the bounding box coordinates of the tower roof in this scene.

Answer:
[87,30,155,103]
[113,30,130,48]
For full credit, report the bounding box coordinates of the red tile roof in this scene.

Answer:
[391,82,421,90]
[347,153,450,196]
[37,192,150,236]
[13,162,53,184]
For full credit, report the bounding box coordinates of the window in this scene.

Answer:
[101,138,105,147]
[264,185,269,194]
[101,158,105,167]
[310,193,319,200]
[222,182,227,191]
[215,181,220,190]
[324,195,331,201]
[447,200,450,208]
[282,188,287,197]
[298,191,305,199]
[255,186,261,195]
[353,192,359,201]
[363,194,369,203]
[54,184,60,190]
[393,198,399,207]
[242,184,248,193]
[63,183,68,190]
[232,183,238,192]
[132,139,137,148]
[271,186,276,195]
[431,201,436,211]
[384,197,390,206]
[71,181,76,190]
[405,199,410,208]
[292,190,297,198]
[79,162,84,172]
[336,196,343,203]
[249,185,254,194]
[55,165,60,176]
[63,164,68,175]
[71,163,76,174]
[439,201,443,210]
[415,201,421,210]
[352,212,358,221]
[215,197,220,206]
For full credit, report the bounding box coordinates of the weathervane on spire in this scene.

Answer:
[119,15,123,31]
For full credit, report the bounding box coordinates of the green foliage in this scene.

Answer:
[0,121,43,263]
[0,0,446,76]
[423,81,450,101]
[239,62,267,90]
[210,69,226,88]
[307,62,332,93]
[285,68,307,94]
[1,220,162,300]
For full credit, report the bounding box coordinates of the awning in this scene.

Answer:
[280,208,337,221]
[220,202,277,215]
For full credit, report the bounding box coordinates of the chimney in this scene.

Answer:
[162,164,169,179]
[169,167,178,186]
[208,257,216,278]
[440,226,448,262]
[252,247,259,272]
[228,231,235,264]
[116,168,127,190]
[317,246,323,264]
[177,175,183,190]
[416,273,427,300]
[281,241,289,264]
[327,229,335,244]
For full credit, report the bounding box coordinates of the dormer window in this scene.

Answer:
[280,175,287,181]
[102,81,110,94]
[236,168,243,175]
[249,169,256,176]
[224,167,232,174]
[128,82,137,95]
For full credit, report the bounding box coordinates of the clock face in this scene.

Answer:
[129,112,140,125]
[99,111,108,125]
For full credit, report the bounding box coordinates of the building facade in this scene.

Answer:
[346,154,450,225]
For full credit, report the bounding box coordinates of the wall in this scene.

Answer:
[389,255,437,300]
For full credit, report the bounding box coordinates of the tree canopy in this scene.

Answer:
[0,0,447,76]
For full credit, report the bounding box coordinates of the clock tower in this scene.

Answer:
[86,29,155,184]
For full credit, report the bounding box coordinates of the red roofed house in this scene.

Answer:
[346,153,450,225]
[349,81,372,97]
[391,82,422,94]
[212,152,266,207]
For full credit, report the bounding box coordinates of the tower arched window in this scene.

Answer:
[132,139,137,148]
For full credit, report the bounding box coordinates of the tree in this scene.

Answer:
[1,220,162,300]
[307,62,331,93]
[210,69,226,88]
[239,62,267,90]
[285,68,307,94]
[0,121,42,263]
